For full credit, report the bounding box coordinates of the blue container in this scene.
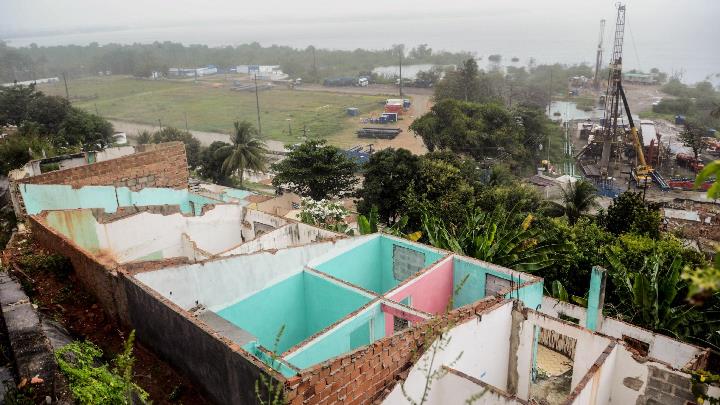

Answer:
[403,100,411,109]
[379,116,387,124]
[675,115,686,125]
[346,108,359,117]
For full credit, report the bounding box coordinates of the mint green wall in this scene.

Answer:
[217,272,370,353]
[45,210,101,252]
[315,237,383,293]
[452,257,543,309]
[221,188,254,203]
[303,272,371,335]
[242,342,298,377]
[285,303,385,369]
[314,236,445,294]
[21,184,220,216]
[22,184,116,215]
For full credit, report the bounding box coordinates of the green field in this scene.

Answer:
[38,76,385,143]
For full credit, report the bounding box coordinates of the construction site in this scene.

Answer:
[570,5,717,198]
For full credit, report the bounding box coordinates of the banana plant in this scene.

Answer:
[421,207,571,272]
[607,250,697,337]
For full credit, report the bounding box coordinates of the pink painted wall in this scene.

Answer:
[387,257,454,323]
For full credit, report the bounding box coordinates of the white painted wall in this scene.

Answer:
[134,238,360,311]
[600,318,701,368]
[95,146,137,162]
[521,312,612,394]
[221,223,340,256]
[540,297,702,370]
[384,301,515,405]
[241,209,288,241]
[384,371,521,405]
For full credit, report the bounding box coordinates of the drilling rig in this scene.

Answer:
[593,19,606,89]
[598,3,662,187]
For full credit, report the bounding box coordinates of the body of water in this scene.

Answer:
[2,1,718,84]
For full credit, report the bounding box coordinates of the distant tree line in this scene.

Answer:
[0,40,473,84]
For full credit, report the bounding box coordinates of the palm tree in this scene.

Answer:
[558,179,599,225]
[216,121,268,186]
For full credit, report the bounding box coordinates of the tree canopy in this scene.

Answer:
[271,140,358,200]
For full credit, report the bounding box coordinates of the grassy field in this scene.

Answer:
[38,76,385,144]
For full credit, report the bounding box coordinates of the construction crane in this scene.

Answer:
[599,4,654,185]
[619,85,652,183]
[593,19,606,89]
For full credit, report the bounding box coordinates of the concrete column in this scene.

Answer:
[585,266,607,331]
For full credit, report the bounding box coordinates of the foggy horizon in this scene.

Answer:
[2,0,719,83]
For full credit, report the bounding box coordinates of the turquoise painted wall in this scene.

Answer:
[21,184,220,216]
[218,272,305,353]
[45,210,101,252]
[22,184,116,214]
[303,272,371,334]
[452,257,543,309]
[315,237,383,293]
[285,303,385,369]
[242,342,298,377]
[221,188,254,202]
[217,272,370,353]
[315,236,445,294]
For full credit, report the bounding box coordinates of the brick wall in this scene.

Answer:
[285,297,505,405]
[639,365,700,405]
[28,216,130,325]
[10,142,188,219]
[19,142,188,190]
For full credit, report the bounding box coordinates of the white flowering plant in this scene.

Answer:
[299,197,353,235]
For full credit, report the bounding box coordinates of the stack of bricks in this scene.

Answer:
[19,142,188,191]
[284,297,505,405]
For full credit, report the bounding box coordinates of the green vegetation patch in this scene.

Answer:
[39,77,384,143]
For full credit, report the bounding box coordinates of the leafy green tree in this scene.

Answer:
[0,135,54,175]
[26,95,71,135]
[403,156,476,229]
[422,207,571,272]
[214,121,268,186]
[679,122,708,161]
[0,84,39,126]
[410,99,550,173]
[553,180,599,225]
[357,148,420,224]
[538,218,613,296]
[475,183,544,215]
[147,127,201,168]
[271,140,358,200]
[598,191,662,238]
[57,108,114,150]
[199,141,233,185]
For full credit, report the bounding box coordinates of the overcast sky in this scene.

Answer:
[1,0,718,82]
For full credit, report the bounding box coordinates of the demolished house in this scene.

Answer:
[3,142,719,405]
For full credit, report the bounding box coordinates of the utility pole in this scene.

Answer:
[158,119,162,130]
[399,49,403,98]
[94,103,99,115]
[547,69,553,115]
[185,112,189,132]
[254,74,262,136]
[62,72,70,100]
[312,46,318,83]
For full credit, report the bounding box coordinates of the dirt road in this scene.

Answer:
[110,120,287,152]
